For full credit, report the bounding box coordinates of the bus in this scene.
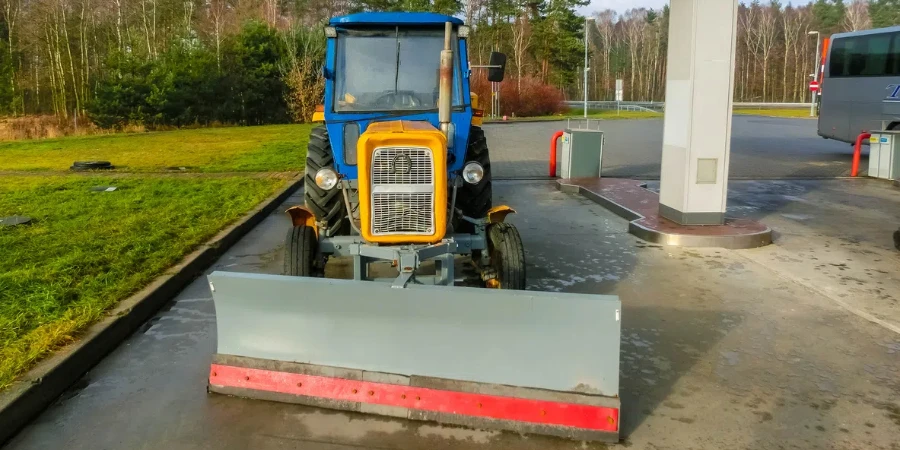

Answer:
[818,26,900,143]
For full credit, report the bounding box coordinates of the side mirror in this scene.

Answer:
[487,52,507,82]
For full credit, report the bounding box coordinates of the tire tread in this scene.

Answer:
[488,222,526,290]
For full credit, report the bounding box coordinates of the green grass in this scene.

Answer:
[0,175,287,389]
[485,109,662,122]
[0,124,313,172]
[733,108,813,119]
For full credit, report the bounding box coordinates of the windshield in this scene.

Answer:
[334,27,461,112]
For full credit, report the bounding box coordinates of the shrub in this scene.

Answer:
[88,22,292,129]
[471,76,565,117]
[282,26,326,123]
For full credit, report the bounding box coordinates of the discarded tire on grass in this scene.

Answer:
[70,161,113,171]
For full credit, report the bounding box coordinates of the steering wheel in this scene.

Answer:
[373,91,421,109]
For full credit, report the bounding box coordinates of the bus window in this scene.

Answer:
[831,34,894,77]
[830,38,853,77]
[890,33,900,76]
[859,34,891,76]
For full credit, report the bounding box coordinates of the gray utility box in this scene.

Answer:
[560,119,605,179]
[867,131,900,180]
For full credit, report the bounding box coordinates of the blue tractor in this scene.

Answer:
[207,13,623,442]
[283,12,523,289]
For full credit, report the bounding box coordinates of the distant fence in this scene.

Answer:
[563,101,811,112]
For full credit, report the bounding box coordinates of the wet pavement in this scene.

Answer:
[486,116,855,179]
[6,180,900,450]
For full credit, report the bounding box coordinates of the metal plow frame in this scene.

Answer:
[319,233,485,287]
[207,272,622,442]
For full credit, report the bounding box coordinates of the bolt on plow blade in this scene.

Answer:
[207,271,622,442]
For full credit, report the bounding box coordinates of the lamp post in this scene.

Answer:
[808,30,821,117]
[584,17,594,118]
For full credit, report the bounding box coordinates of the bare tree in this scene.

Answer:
[793,6,814,103]
[264,0,278,26]
[0,0,21,114]
[207,0,230,68]
[738,4,759,101]
[510,8,531,93]
[752,2,778,101]
[463,0,483,28]
[592,9,615,100]
[622,9,646,101]
[843,0,870,31]
[782,6,802,102]
[140,0,157,58]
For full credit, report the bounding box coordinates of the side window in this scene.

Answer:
[860,34,891,76]
[848,37,866,76]
[889,33,900,76]
[830,38,851,77]
[832,34,896,77]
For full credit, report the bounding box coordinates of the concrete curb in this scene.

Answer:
[0,174,304,445]
[558,179,772,249]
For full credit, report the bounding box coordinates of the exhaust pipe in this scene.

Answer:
[439,22,452,138]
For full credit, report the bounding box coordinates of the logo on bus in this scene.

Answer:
[888,84,900,102]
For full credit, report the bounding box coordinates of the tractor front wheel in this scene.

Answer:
[284,225,320,277]
[487,222,526,290]
[305,126,347,236]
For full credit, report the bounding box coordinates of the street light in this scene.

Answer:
[808,30,821,117]
[584,17,594,118]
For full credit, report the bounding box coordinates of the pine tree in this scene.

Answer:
[868,0,900,28]
[812,0,846,33]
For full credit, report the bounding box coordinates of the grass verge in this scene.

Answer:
[0,124,312,172]
[0,175,287,390]
[487,108,815,122]
[732,108,812,118]
[485,109,662,122]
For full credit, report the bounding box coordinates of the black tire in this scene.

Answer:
[71,160,113,171]
[284,225,319,276]
[487,222,526,290]
[305,126,347,235]
[893,228,900,251]
[456,126,492,219]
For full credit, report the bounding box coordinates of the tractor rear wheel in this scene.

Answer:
[284,225,320,277]
[487,222,526,290]
[305,126,347,236]
[456,126,492,219]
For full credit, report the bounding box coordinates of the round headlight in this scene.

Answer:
[462,162,484,185]
[315,168,339,190]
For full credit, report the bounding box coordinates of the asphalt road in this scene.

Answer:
[486,115,856,179]
[7,180,900,450]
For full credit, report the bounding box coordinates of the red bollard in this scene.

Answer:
[550,131,564,177]
[851,132,871,177]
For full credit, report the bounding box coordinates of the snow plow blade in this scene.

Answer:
[207,271,622,442]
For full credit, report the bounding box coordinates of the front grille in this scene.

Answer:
[372,192,434,234]
[372,148,433,185]
[370,147,435,236]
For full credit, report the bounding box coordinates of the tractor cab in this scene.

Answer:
[320,13,505,178]
[329,24,462,112]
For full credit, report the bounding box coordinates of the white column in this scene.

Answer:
[658,0,738,225]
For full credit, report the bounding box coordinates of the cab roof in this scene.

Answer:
[329,12,463,27]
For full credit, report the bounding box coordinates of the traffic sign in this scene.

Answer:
[809,80,819,92]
